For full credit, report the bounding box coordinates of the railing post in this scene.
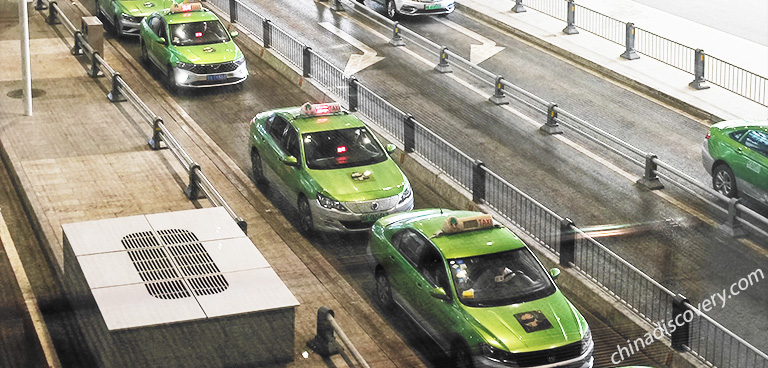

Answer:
[35,0,48,10]
[563,0,579,35]
[636,153,664,190]
[671,295,691,351]
[229,0,237,23]
[263,19,271,48]
[236,217,247,234]
[47,1,59,25]
[559,218,575,267]
[512,0,526,13]
[689,49,710,90]
[330,0,344,12]
[472,160,486,203]
[148,117,165,150]
[184,163,205,200]
[302,46,312,77]
[108,73,127,102]
[403,114,415,153]
[389,22,405,47]
[71,31,83,56]
[87,52,101,78]
[719,198,746,237]
[348,77,359,112]
[620,22,639,60]
[434,47,452,73]
[489,75,508,105]
[307,307,341,357]
[540,103,563,134]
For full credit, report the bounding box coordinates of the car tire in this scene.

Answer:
[139,39,149,65]
[375,269,395,310]
[298,196,316,236]
[165,66,178,94]
[386,0,399,20]
[451,341,474,368]
[713,164,738,198]
[112,16,121,37]
[251,149,267,185]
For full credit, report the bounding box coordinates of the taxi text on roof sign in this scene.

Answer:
[441,214,493,235]
[170,2,202,13]
[300,102,342,117]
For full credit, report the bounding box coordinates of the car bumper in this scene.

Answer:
[117,17,143,36]
[702,139,714,174]
[472,344,593,368]
[173,63,248,88]
[397,0,454,15]
[310,194,415,233]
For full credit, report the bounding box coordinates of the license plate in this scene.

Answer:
[362,212,388,223]
[425,4,441,10]
[207,74,226,81]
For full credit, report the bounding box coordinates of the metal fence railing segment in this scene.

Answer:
[706,55,768,106]
[634,27,695,73]
[574,5,624,45]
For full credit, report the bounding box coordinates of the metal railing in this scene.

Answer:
[40,0,247,233]
[308,307,371,368]
[212,1,768,365]
[515,0,767,105]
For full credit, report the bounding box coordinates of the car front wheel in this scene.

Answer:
[451,341,474,368]
[298,196,315,236]
[139,39,148,65]
[375,269,395,310]
[713,164,738,198]
[386,0,399,19]
[251,150,267,185]
[165,66,178,94]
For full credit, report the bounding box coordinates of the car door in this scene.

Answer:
[145,15,166,68]
[388,229,428,323]
[259,114,289,185]
[277,124,304,203]
[738,129,768,201]
[411,243,458,351]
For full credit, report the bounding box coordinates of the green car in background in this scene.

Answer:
[702,120,768,205]
[139,2,248,91]
[367,209,593,368]
[97,0,178,37]
[249,102,414,234]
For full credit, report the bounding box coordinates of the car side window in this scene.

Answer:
[157,19,167,41]
[267,115,289,142]
[148,16,162,35]
[744,130,768,157]
[397,230,427,267]
[282,126,301,159]
[420,246,451,294]
[729,130,747,142]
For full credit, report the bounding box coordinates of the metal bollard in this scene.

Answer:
[307,307,341,357]
[229,0,237,23]
[35,0,48,10]
[47,1,59,25]
[472,160,486,203]
[87,52,101,78]
[540,103,563,134]
[489,76,508,105]
[562,0,578,35]
[236,217,248,234]
[389,22,406,47]
[559,218,575,267]
[330,0,344,11]
[71,31,83,56]
[108,73,127,102]
[689,49,709,90]
[719,198,746,237]
[148,117,165,150]
[184,163,206,200]
[434,47,452,73]
[671,295,691,351]
[403,114,416,153]
[302,46,312,78]
[512,0,526,13]
[620,22,639,60]
[263,20,271,48]
[348,77,359,112]
[636,153,664,190]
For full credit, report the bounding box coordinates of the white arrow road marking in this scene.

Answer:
[319,22,385,76]
[434,18,504,64]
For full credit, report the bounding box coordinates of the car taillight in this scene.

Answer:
[705,132,710,140]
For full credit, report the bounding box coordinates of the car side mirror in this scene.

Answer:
[156,37,166,45]
[283,156,299,167]
[230,31,239,38]
[549,268,561,280]
[386,144,396,154]
[430,287,450,301]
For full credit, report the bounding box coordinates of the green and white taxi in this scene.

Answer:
[367,209,594,368]
[98,0,179,37]
[249,102,414,234]
[702,120,768,205]
[139,2,247,90]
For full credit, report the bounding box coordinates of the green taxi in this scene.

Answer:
[702,120,768,205]
[138,2,247,91]
[97,0,178,37]
[249,102,414,234]
[367,209,593,368]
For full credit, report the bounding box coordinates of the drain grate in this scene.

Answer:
[121,229,228,299]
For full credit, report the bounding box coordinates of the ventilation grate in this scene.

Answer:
[121,229,229,300]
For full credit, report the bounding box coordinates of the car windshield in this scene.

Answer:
[449,248,555,307]
[169,20,229,46]
[302,127,387,170]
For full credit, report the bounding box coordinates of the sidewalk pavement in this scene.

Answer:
[457,0,768,122]
[0,4,425,368]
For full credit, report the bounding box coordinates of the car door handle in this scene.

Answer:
[415,283,422,289]
[737,147,743,154]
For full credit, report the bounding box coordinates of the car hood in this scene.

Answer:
[309,160,407,202]
[121,0,175,16]
[174,43,240,64]
[464,291,587,351]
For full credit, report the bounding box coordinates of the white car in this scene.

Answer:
[358,0,454,19]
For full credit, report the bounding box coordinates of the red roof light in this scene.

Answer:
[337,146,347,154]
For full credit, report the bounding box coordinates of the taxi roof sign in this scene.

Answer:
[441,214,494,235]
[170,2,202,13]
[299,102,342,117]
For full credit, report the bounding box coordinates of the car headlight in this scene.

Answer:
[398,183,412,204]
[580,327,593,354]
[121,13,142,23]
[176,61,195,70]
[317,193,348,212]
[233,57,246,66]
[480,344,519,366]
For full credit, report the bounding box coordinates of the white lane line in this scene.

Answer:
[319,22,385,76]
[0,211,62,368]
[433,17,504,64]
